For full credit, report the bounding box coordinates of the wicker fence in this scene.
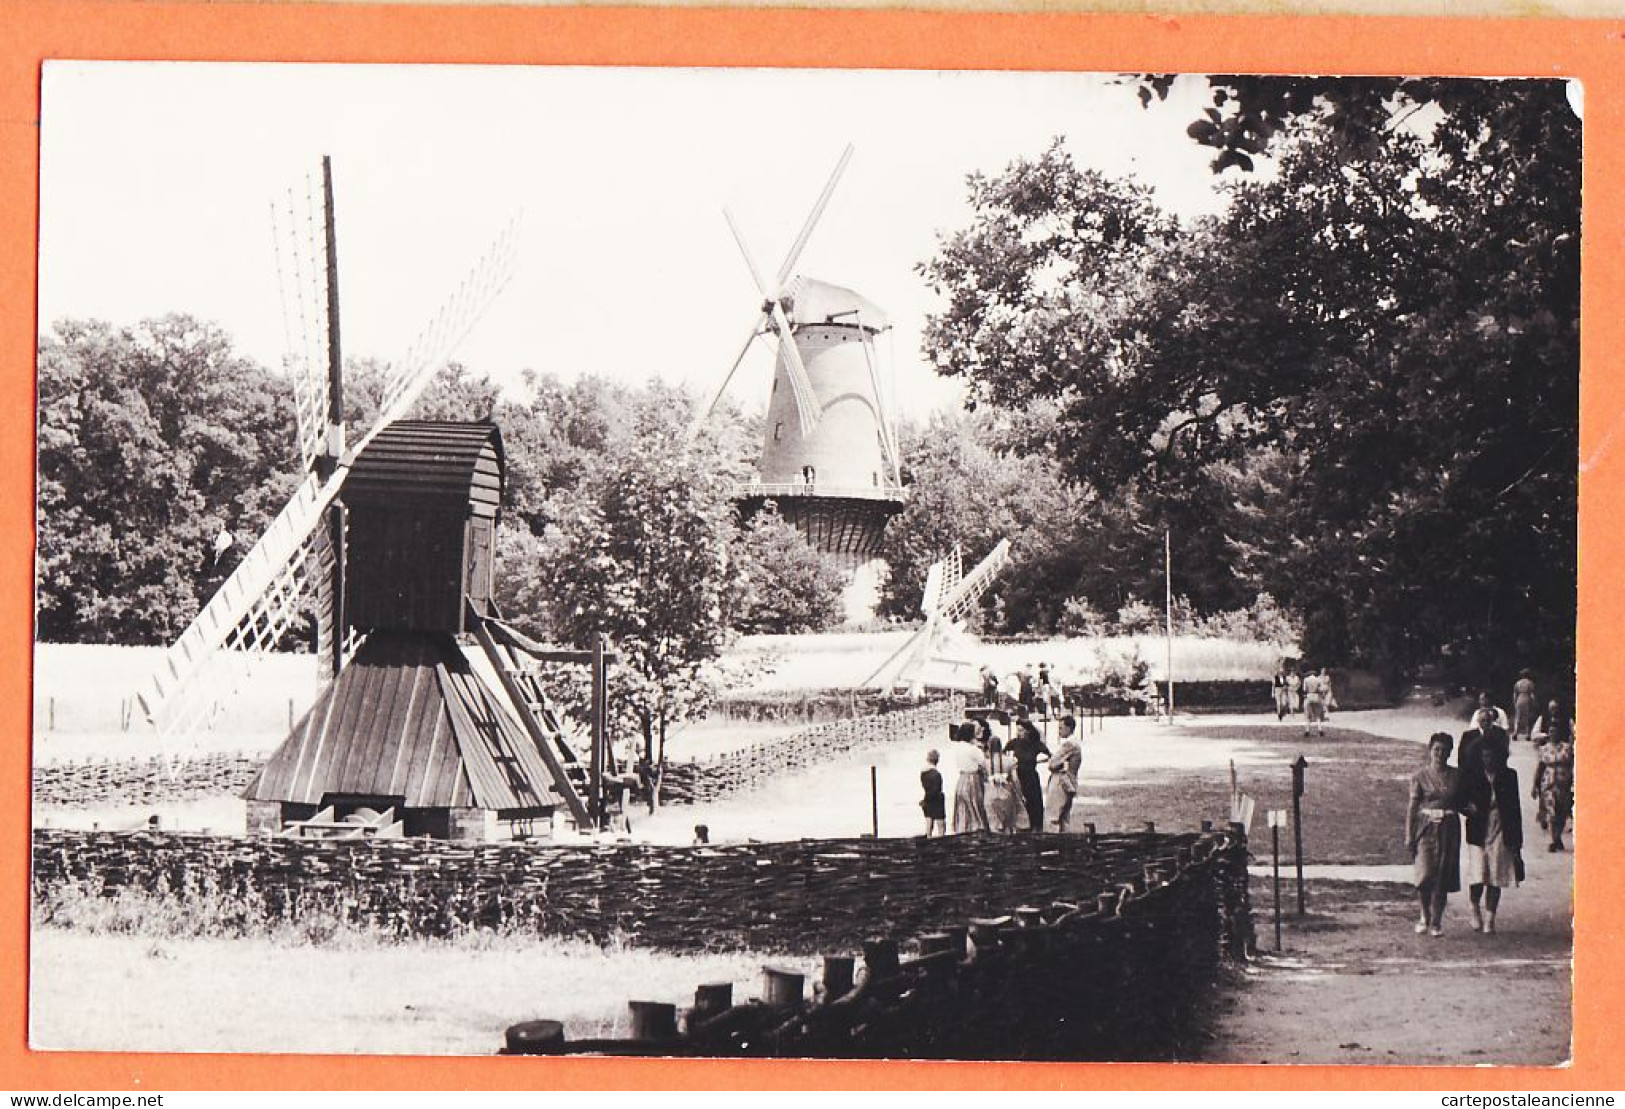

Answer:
[34,700,962,813]
[32,826,1246,950]
[32,753,263,809]
[33,824,1251,1061]
[660,697,962,806]
[503,829,1252,1061]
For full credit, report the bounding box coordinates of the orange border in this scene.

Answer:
[5,1,1622,1091]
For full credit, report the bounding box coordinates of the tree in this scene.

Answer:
[878,406,1099,632]
[727,502,846,634]
[36,315,297,643]
[920,79,1579,683]
[536,408,736,786]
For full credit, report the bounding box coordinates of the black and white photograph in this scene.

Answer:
[29,61,1578,1065]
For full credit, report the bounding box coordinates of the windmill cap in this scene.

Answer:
[781,276,888,331]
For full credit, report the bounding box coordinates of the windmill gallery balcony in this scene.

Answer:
[735,479,907,567]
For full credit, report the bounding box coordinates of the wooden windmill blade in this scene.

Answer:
[865,539,1010,696]
[850,305,902,484]
[694,147,855,438]
[775,143,853,288]
[938,539,1011,623]
[134,469,346,736]
[369,213,521,440]
[723,209,820,436]
[270,173,335,475]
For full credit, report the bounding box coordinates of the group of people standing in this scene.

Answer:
[979,662,1063,718]
[1406,687,1576,938]
[920,705,1084,837]
[1272,663,1336,735]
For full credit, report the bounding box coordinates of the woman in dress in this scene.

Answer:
[1406,732,1462,937]
[1460,741,1524,934]
[949,724,991,834]
[1044,714,1083,833]
[1511,669,1539,742]
[1531,699,1576,851]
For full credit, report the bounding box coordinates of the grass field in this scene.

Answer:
[29,923,787,1055]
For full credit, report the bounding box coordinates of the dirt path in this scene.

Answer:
[1206,723,1574,1067]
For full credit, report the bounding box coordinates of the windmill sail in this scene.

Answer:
[271,171,338,476]
[865,539,1011,697]
[135,471,344,740]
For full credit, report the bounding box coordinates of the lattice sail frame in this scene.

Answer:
[135,472,343,749]
[271,172,335,476]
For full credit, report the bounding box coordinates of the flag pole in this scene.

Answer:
[1164,529,1174,724]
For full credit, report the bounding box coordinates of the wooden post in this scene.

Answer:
[870,764,879,838]
[1272,816,1283,951]
[504,1020,565,1055]
[762,966,805,1007]
[1292,755,1308,915]
[590,633,606,829]
[1164,528,1175,722]
[863,938,899,981]
[822,955,855,999]
[693,982,733,1019]
[628,1000,677,1041]
[319,155,346,682]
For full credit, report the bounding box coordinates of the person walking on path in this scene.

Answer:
[1460,742,1524,935]
[1302,668,1330,735]
[1532,700,1576,852]
[1468,690,1512,733]
[1044,714,1083,833]
[949,725,991,834]
[1005,705,1051,833]
[1512,670,1539,742]
[1286,667,1303,717]
[1273,664,1291,720]
[920,749,947,838]
[1037,663,1059,720]
[1459,709,1511,784]
[1406,733,1462,937]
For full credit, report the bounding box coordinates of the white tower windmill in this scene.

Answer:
[694,146,906,576]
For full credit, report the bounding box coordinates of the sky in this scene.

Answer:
[37,63,1238,421]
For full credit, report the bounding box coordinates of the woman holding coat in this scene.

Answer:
[1044,715,1083,833]
[1458,741,1524,935]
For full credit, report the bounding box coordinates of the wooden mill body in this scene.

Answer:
[245,420,563,840]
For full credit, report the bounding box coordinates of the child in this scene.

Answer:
[920,749,947,837]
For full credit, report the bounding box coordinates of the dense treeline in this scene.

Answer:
[914,77,1578,690]
[34,328,840,651]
